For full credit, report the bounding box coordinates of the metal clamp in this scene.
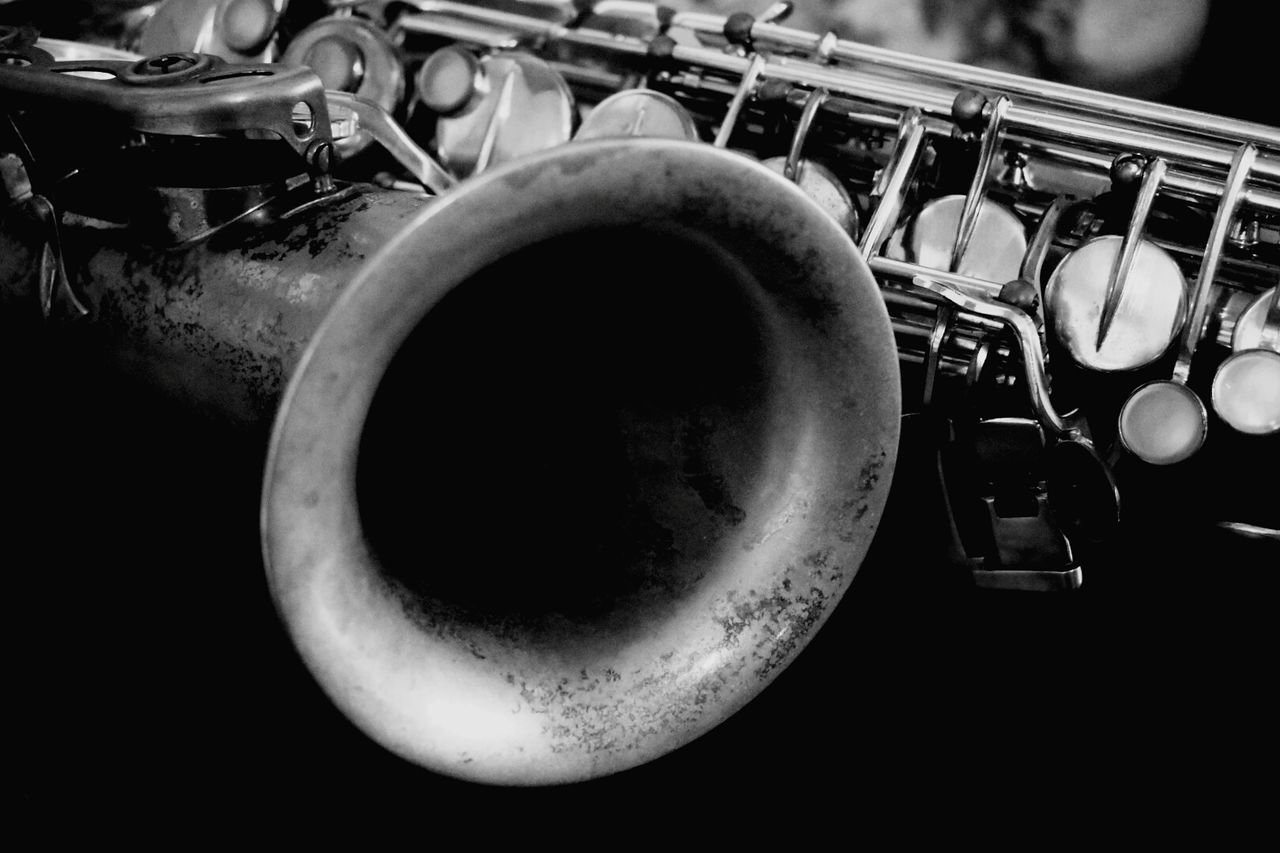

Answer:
[1018,194,1073,328]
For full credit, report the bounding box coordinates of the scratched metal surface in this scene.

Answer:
[0,187,425,426]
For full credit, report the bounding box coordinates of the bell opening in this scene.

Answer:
[355,226,790,640]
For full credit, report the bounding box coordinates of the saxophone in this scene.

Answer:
[1,0,1276,785]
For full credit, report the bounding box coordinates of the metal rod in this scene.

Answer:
[1026,142,1280,214]
[1173,144,1258,383]
[591,0,667,22]
[872,255,1003,299]
[396,1,567,37]
[859,108,924,258]
[1096,157,1166,352]
[668,45,1280,182]
[400,4,1280,170]
[1020,195,1070,286]
[758,2,796,25]
[783,87,827,181]
[921,304,952,409]
[325,91,455,193]
[950,94,1009,273]
[783,87,1280,215]
[671,14,1280,150]
[713,53,765,148]
[392,15,521,49]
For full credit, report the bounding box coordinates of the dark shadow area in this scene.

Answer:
[6,314,1275,816]
[358,229,773,635]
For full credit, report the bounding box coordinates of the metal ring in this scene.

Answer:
[922,304,952,410]
[282,16,406,157]
[119,52,213,85]
[1212,348,1280,436]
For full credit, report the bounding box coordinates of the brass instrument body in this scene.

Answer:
[263,138,899,781]
[1,186,423,425]
[3,0,1279,792]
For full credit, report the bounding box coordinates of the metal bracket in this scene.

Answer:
[0,52,332,166]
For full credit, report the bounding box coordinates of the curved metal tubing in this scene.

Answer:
[782,87,827,182]
[262,139,901,785]
[326,90,456,193]
[712,53,765,148]
[910,275,1069,437]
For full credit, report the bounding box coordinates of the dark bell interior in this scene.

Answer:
[359,228,773,632]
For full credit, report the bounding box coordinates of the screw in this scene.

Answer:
[142,54,197,75]
[951,89,988,131]
[1109,153,1146,190]
[724,12,756,48]
[998,278,1041,319]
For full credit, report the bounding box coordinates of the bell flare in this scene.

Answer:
[261,138,902,784]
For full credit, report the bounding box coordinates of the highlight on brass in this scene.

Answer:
[1,0,1277,786]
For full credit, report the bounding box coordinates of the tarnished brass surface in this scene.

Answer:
[0,188,424,424]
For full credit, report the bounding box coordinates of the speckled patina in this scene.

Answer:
[0,189,425,426]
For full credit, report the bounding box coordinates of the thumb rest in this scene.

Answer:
[1,0,1278,784]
